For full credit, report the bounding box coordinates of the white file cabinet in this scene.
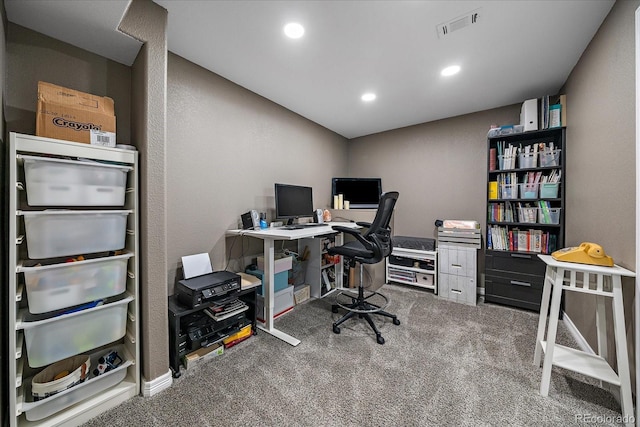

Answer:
[438,244,477,305]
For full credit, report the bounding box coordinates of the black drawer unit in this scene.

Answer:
[484,251,546,311]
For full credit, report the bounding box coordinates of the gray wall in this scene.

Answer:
[166,53,349,289]
[561,0,638,375]
[348,105,520,240]
[120,0,170,386]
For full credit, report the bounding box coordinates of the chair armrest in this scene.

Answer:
[355,221,371,228]
[331,225,372,249]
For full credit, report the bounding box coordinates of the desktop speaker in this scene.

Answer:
[241,210,260,229]
[313,208,324,224]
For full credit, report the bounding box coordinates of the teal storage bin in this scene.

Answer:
[540,183,559,198]
[246,268,289,295]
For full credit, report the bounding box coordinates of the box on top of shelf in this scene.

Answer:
[36,81,116,147]
[257,253,292,274]
[20,155,131,207]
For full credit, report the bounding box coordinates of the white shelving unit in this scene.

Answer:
[299,233,344,298]
[386,247,437,293]
[8,133,140,426]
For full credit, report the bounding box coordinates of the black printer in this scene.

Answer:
[177,271,241,309]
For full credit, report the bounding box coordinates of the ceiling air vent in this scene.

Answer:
[437,8,481,38]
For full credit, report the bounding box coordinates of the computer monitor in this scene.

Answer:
[332,177,382,208]
[274,183,314,224]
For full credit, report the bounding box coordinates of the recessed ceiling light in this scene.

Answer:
[284,22,305,39]
[361,93,376,102]
[441,65,461,76]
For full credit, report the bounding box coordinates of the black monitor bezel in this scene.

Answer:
[274,183,314,222]
[331,177,382,208]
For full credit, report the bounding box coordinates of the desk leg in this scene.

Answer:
[611,276,633,426]
[540,267,564,397]
[256,238,300,346]
[534,266,553,366]
[595,292,607,389]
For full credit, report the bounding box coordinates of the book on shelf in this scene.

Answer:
[487,225,557,254]
[551,94,567,127]
[536,94,566,129]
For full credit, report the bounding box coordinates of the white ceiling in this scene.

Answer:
[5,0,615,139]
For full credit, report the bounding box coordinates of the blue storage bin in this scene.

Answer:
[246,269,289,295]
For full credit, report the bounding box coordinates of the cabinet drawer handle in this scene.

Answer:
[451,263,462,268]
[510,254,531,259]
[451,289,462,294]
[510,280,531,287]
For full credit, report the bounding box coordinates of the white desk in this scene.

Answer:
[227,222,359,346]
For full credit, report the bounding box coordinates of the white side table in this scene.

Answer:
[534,255,635,426]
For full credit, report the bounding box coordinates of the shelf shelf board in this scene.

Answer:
[388,265,435,275]
[488,166,561,174]
[487,198,561,203]
[540,341,620,385]
[487,221,561,228]
[388,278,435,290]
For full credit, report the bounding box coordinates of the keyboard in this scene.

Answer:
[281,223,327,230]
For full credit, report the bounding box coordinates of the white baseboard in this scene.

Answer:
[141,370,173,397]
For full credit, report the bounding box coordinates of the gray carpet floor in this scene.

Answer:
[83,284,625,426]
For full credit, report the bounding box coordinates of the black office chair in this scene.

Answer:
[328,191,400,344]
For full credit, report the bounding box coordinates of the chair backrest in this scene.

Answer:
[363,191,399,263]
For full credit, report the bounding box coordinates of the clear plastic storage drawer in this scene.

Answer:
[21,296,133,367]
[21,253,133,314]
[22,345,133,421]
[20,155,131,206]
[22,210,130,259]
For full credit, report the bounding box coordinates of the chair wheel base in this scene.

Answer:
[393,318,400,326]
[376,335,385,345]
[333,324,341,334]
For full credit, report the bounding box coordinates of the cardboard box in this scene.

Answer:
[256,286,294,322]
[257,254,293,274]
[36,81,116,146]
[294,284,310,304]
[182,343,224,369]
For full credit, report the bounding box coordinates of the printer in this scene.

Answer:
[177,271,241,309]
